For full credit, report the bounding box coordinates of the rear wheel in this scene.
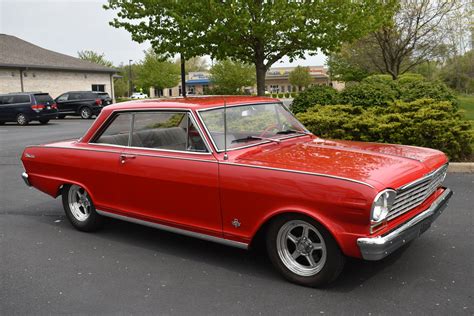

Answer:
[0,121,4,125]
[16,113,29,126]
[39,119,49,125]
[62,184,104,232]
[79,107,92,119]
[266,214,345,287]
[57,114,66,119]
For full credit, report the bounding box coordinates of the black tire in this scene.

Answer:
[266,214,345,287]
[79,107,92,119]
[62,184,104,232]
[0,121,4,125]
[57,114,66,119]
[39,119,50,125]
[16,113,29,126]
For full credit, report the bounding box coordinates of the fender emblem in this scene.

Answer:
[232,219,241,228]
[25,153,35,159]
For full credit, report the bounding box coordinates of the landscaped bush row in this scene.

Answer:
[296,99,473,161]
[292,74,458,114]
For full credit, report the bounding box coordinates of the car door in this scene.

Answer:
[117,110,222,237]
[55,93,70,114]
[86,112,133,212]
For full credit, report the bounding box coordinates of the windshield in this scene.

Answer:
[199,103,309,151]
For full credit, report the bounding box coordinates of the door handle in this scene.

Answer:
[120,154,136,164]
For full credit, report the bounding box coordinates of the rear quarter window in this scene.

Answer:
[13,95,31,103]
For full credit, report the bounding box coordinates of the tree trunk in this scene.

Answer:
[180,53,186,98]
[256,63,266,96]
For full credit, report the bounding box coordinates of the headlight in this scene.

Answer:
[371,189,396,223]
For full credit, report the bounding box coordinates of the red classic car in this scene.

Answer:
[21,96,452,286]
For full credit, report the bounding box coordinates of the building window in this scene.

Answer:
[188,85,195,94]
[168,89,173,96]
[92,84,105,92]
[288,85,292,93]
[154,88,163,97]
[270,85,279,93]
[281,86,285,93]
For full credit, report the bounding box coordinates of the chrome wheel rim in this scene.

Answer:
[81,108,91,119]
[276,220,327,277]
[68,185,91,221]
[17,114,26,125]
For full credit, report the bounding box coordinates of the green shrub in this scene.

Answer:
[296,99,472,161]
[285,92,290,98]
[397,78,457,105]
[291,85,340,114]
[340,81,398,107]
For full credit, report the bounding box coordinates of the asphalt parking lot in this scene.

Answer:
[1,118,473,315]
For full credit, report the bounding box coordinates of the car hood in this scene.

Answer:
[235,137,448,190]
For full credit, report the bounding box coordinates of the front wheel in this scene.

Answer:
[266,215,345,287]
[62,184,104,232]
[79,107,92,119]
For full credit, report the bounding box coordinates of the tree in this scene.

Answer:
[77,50,114,68]
[329,1,462,80]
[288,66,312,92]
[104,0,396,95]
[175,56,209,73]
[439,51,474,93]
[135,49,180,96]
[209,59,255,94]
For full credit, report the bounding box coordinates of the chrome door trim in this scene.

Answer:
[36,144,218,164]
[96,209,248,250]
[219,161,375,188]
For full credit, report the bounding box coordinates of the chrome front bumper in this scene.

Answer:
[22,172,31,187]
[357,188,453,261]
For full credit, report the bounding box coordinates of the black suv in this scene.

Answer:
[55,91,104,119]
[93,92,112,106]
[0,92,58,125]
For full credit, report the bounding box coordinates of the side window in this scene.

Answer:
[94,113,132,146]
[68,93,80,100]
[57,94,68,102]
[131,112,207,152]
[1,95,15,104]
[13,95,30,103]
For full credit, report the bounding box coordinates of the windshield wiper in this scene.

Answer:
[276,129,311,135]
[232,136,281,144]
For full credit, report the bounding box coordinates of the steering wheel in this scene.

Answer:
[259,123,279,137]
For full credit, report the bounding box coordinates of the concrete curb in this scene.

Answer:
[448,163,474,173]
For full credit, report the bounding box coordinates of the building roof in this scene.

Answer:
[106,96,278,112]
[0,34,116,73]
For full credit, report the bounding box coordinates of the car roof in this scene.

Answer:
[106,96,279,111]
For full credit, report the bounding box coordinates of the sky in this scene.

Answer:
[0,0,327,68]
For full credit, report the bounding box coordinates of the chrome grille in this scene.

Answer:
[388,164,448,220]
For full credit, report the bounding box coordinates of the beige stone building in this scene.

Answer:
[0,34,116,99]
[149,67,343,97]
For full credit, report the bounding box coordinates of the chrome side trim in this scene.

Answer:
[21,172,31,187]
[219,161,375,188]
[357,188,452,260]
[96,210,248,250]
[39,145,218,164]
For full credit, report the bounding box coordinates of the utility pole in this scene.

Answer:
[128,59,133,97]
[180,53,186,98]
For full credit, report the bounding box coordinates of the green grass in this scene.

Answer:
[458,94,474,160]
[458,94,474,121]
